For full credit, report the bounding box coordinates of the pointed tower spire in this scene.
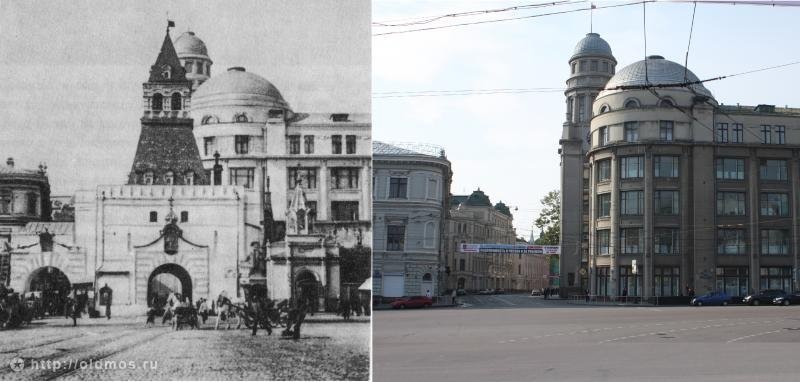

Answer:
[149,26,187,82]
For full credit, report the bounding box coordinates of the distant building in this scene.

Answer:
[561,32,800,298]
[372,142,451,297]
[444,189,543,292]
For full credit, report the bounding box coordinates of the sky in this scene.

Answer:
[0,0,370,195]
[373,0,800,239]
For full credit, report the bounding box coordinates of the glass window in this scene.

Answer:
[654,267,680,296]
[578,95,586,122]
[760,193,789,216]
[590,60,598,71]
[716,192,746,216]
[332,135,342,154]
[387,224,405,251]
[288,135,300,154]
[624,99,638,108]
[761,229,789,255]
[304,135,314,154]
[1,190,12,214]
[718,229,746,255]
[571,62,576,74]
[331,201,359,221]
[732,123,743,143]
[619,266,642,297]
[715,158,745,180]
[597,193,610,217]
[620,156,643,179]
[149,211,157,222]
[598,126,609,145]
[346,135,357,154]
[620,190,643,215]
[759,267,793,292]
[776,125,785,144]
[601,61,609,72]
[596,266,610,296]
[620,228,642,254]
[180,211,188,223]
[389,177,408,199]
[579,60,586,71]
[229,168,254,189]
[654,229,679,255]
[715,267,749,297]
[330,167,360,189]
[151,93,163,111]
[624,122,638,142]
[288,168,318,189]
[761,125,772,144]
[203,137,215,156]
[659,121,674,141]
[759,159,787,181]
[235,135,249,154]
[654,156,679,178]
[654,190,679,215]
[716,123,729,143]
[596,159,611,181]
[597,230,610,255]
[26,192,37,215]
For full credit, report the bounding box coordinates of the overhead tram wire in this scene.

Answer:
[373,88,566,99]
[373,1,654,36]
[372,1,583,27]
[683,2,698,83]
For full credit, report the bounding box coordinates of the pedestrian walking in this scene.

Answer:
[425,289,432,298]
[451,289,457,305]
[99,283,112,320]
[544,287,549,300]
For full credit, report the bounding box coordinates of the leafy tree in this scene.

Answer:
[534,190,560,245]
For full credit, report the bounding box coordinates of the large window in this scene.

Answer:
[578,95,586,122]
[654,190,679,215]
[659,121,674,141]
[762,125,786,144]
[718,229,746,255]
[716,192,745,216]
[346,135,357,154]
[715,158,745,180]
[715,123,729,143]
[331,135,342,154]
[624,122,638,142]
[732,123,743,143]
[716,267,749,297]
[619,266,642,296]
[229,168,254,189]
[620,156,643,179]
[654,228,680,255]
[596,159,611,181]
[760,229,789,255]
[596,266,610,296]
[620,228,642,254]
[304,135,314,154]
[655,267,680,296]
[0,190,10,214]
[386,224,405,251]
[288,135,300,154]
[654,156,679,178]
[598,126,609,146]
[597,193,611,217]
[171,92,182,110]
[759,159,787,181]
[288,168,318,189]
[26,192,37,215]
[620,190,643,215]
[203,137,216,156]
[760,267,793,292]
[235,135,250,154]
[330,167,360,189]
[597,230,610,255]
[331,201,359,221]
[151,93,163,111]
[389,177,408,199]
[760,193,789,216]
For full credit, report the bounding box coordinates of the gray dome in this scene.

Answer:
[600,55,713,98]
[570,33,614,62]
[174,31,208,57]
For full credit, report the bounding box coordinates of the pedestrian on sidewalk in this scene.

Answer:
[425,289,431,298]
[451,289,457,305]
[99,283,112,320]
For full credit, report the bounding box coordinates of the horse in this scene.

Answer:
[214,294,246,330]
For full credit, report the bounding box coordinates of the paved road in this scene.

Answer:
[1,315,369,380]
[457,293,572,309]
[375,297,800,382]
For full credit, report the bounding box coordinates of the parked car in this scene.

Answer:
[390,296,433,309]
[456,289,467,296]
[773,292,800,306]
[477,289,494,295]
[743,289,786,306]
[531,289,543,296]
[690,292,731,306]
[495,289,506,295]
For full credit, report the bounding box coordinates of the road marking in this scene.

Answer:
[727,330,782,343]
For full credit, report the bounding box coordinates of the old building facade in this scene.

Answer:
[561,32,800,298]
[372,142,451,297]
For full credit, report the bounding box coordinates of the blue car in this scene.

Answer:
[690,292,731,306]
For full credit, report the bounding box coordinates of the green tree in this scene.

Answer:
[534,190,560,245]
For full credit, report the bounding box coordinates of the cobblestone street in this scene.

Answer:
[0,315,369,380]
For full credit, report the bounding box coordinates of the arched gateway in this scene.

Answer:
[147,263,192,306]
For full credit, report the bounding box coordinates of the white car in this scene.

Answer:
[531,289,543,296]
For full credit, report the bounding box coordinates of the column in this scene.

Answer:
[319,161,329,220]
[609,151,619,297]
[749,150,760,294]
[588,158,597,295]
[681,146,692,292]
[792,155,799,291]
[643,149,654,298]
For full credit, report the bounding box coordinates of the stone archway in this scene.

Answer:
[147,263,192,307]
[295,270,320,312]
[26,266,71,317]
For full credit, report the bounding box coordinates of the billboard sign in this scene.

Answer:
[459,243,560,255]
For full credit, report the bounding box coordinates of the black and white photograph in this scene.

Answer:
[0,1,371,380]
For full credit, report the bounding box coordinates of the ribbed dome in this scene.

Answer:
[571,33,614,62]
[174,31,208,56]
[600,55,713,98]
[192,67,289,109]
[465,189,492,207]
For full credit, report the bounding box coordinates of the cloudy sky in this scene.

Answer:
[373,0,800,239]
[0,0,370,194]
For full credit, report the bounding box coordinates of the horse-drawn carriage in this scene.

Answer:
[214,285,290,331]
[172,306,199,330]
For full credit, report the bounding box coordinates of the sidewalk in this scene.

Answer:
[374,301,458,311]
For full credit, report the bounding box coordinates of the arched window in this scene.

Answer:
[184,60,193,74]
[144,171,154,185]
[659,98,675,108]
[152,93,163,111]
[599,104,610,114]
[171,93,182,111]
[235,113,248,123]
[201,115,218,125]
[422,273,433,281]
[624,98,639,109]
[164,171,174,185]
[184,172,195,185]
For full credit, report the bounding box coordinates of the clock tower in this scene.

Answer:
[128,23,208,185]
